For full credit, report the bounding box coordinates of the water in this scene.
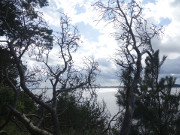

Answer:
[96,88,119,116]
[96,87,180,116]
[31,87,180,117]
[31,87,120,116]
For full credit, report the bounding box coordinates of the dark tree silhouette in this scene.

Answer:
[129,50,180,135]
[0,47,19,132]
[94,0,162,134]
[0,1,99,135]
[56,92,110,135]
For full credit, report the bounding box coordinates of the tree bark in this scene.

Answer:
[9,106,53,135]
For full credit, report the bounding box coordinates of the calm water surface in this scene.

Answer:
[32,88,120,116]
[31,87,180,117]
[96,88,119,116]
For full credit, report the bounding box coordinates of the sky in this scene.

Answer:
[38,0,180,85]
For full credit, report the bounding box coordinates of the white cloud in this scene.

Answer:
[41,0,118,62]
[36,0,180,85]
[142,0,180,59]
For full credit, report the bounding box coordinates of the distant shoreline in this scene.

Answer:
[28,84,180,90]
[98,84,180,88]
[97,86,123,88]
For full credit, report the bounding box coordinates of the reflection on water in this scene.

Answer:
[96,88,119,116]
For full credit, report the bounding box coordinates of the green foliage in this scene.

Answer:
[132,78,180,134]
[0,1,109,134]
[0,46,36,134]
[55,92,109,135]
[0,87,14,119]
[0,47,17,122]
[0,87,37,134]
[0,0,53,49]
[17,91,36,114]
[115,50,180,135]
[0,1,105,134]
[0,121,30,135]
[0,45,35,117]
[130,50,180,135]
[0,47,18,87]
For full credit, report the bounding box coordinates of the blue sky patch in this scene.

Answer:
[57,7,64,13]
[160,18,171,26]
[75,4,86,15]
[76,22,101,42]
[142,0,156,4]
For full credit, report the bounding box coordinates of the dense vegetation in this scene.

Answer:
[0,0,180,135]
[115,50,180,135]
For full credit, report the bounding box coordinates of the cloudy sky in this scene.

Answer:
[39,0,180,85]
